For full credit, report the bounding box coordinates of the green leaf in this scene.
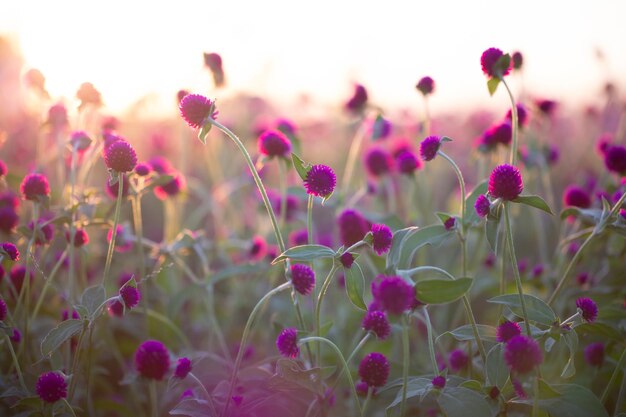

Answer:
[485,206,501,252]
[437,386,493,417]
[291,153,311,181]
[198,123,211,145]
[344,263,367,311]
[385,227,417,271]
[439,324,498,344]
[440,136,453,143]
[41,319,84,357]
[79,285,106,319]
[575,322,624,342]
[561,330,578,378]
[460,380,483,391]
[464,181,488,226]
[386,378,431,413]
[170,398,216,417]
[513,195,554,215]
[415,278,473,304]
[486,344,509,388]
[487,77,500,96]
[272,244,335,264]
[397,225,454,268]
[488,294,557,326]
[494,54,511,77]
[537,378,562,399]
[519,384,609,417]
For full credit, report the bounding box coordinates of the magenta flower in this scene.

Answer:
[345,84,368,113]
[0,297,7,321]
[491,122,512,146]
[371,275,414,315]
[365,147,393,177]
[65,228,89,247]
[339,252,355,269]
[480,47,511,78]
[179,94,217,129]
[362,310,391,339]
[443,217,456,231]
[506,104,528,128]
[563,185,591,208]
[576,297,598,322]
[604,145,626,175]
[496,320,522,343]
[512,51,523,70]
[338,209,369,247]
[120,285,141,309]
[290,264,316,296]
[419,135,441,161]
[154,172,186,200]
[276,328,299,358]
[1,242,19,261]
[174,357,193,379]
[104,140,137,173]
[135,340,171,380]
[432,375,446,389]
[504,335,543,374]
[448,349,468,371]
[134,163,151,176]
[488,164,523,201]
[249,235,268,261]
[371,223,392,255]
[475,194,491,217]
[584,342,605,368]
[358,352,390,387]
[36,372,67,403]
[303,165,336,198]
[395,151,421,175]
[416,76,435,96]
[258,129,292,158]
[20,173,50,201]
[536,99,557,116]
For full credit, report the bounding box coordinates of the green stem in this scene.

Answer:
[61,398,78,417]
[299,336,363,417]
[423,95,431,137]
[500,77,518,166]
[341,117,367,193]
[3,333,27,392]
[331,332,370,391]
[69,147,78,303]
[31,249,68,322]
[503,203,532,336]
[362,388,373,416]
[102,174,125,288]
[149,379,158,417]
[205,285,232,361]
[315,264,339,364]
[400,314,410,417]
[68,320,89,401]
[221,282,292,417]
[307,194,314,245]
[548,232,595,306]
[278,160,288,231]
[601,347,626,404]
[438,151,466,221]
[189,372,219,417]
[423,307,439,375]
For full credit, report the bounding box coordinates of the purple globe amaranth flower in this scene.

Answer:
[496,320,522,343]
[531,264,544,279]
[362,310,391,339]
[9,265,28,295]
[536,99,557,116]
[134,163,151,176]
[358,352,390,388]
[290,264,315,296]
[584,342,605,368]
[135,340,171,380]
[69,130,92,152]
[203,52,225,87]
[36,372,67,403]
[154,172,186,200]
[0,160,7,177]
[339,252,355,269]
[431,375,446,389]
[1,242,19,261]
[504,335,543,374]
[28,219,54,246]
[419,135,441,161]
[10,328,21,343]
[104,140,137,173]
[276,327,299,358]
[303,164,336,198]
[249,235,268,261]
[179,94,217,129]
[576,297,598,322]
[512,51,523,70]
[371,223,392,255]
[338,209,370,247]
[275,118,297,137]
[65,228,89,247]
[371,275,414,315]
[120,285,141,309]
[258,129,292,158]
[443,217,456,231]
[288,228,308,247]
[21,173,50,201]
[107,299,124,317]
[481,47,511,78]
[365,147,394,177]
[506,104,529,129]
[475,194,491,217]
[345,84,368,113]
[488,164,523,201]
[491,122,512,146]
[370,116,392,141]
[174,357,192,379]
[0,297,7,321]
[604,145,626,175]
[563,185,592,208]
[448,349,469,371]
[416,76,435,96]
[0,207,19,234]
[395,150,421,175]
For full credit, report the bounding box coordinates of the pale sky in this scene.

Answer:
[1,0,624,116]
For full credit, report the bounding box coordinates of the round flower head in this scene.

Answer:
[275,118,297,137]
[107,299,124,317]
[304,164,336,198]
[496,320,522,343]
[135,340,171,380]
[536,99,557,116]
[0,297,7,321]
[506,104,528,129]
[576,297,598,322]
[416,76,435,96]
[584,342,605,368]
[21,173,50,201]
[120,285,141,309]
[104,140,137,172]
[36,372,67,403]
[604,145,626,175]
[289,228,308,247]
[362,310,391,339]
[512,51,523,70]
[432,375,446,389]
[563,185,591,208]
[134,163,151,176]
[1,242,19,261]
[345,84,368,113]
[358,352,390,387]
[174,357,192,379]
[504,335,543,374]
[448,349,468,371]
[443,217,456,231]
[290,264,315,295]
[154,172,186,200]
[419,136,441,161]
[10,265,27,295]
[340,252,355,269]
[475,194,491,217]
[480,47,511,78]
[371,275,414,315]
[371,223,392,255]
[179,94,217,128]
[0,207,19,234]
[47,104,68,129]
[370,116,392,141]
[258,129,292,158]
[65,228,89,247]
[249,235,268,261]
[395,150,420,175]
[488,164,523,201]
[365,148,393,177]
[276,327,299,358]
[491,122,512,146]
[338,209,369,247]
[69,130,92,152]
[10,328,21,343]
